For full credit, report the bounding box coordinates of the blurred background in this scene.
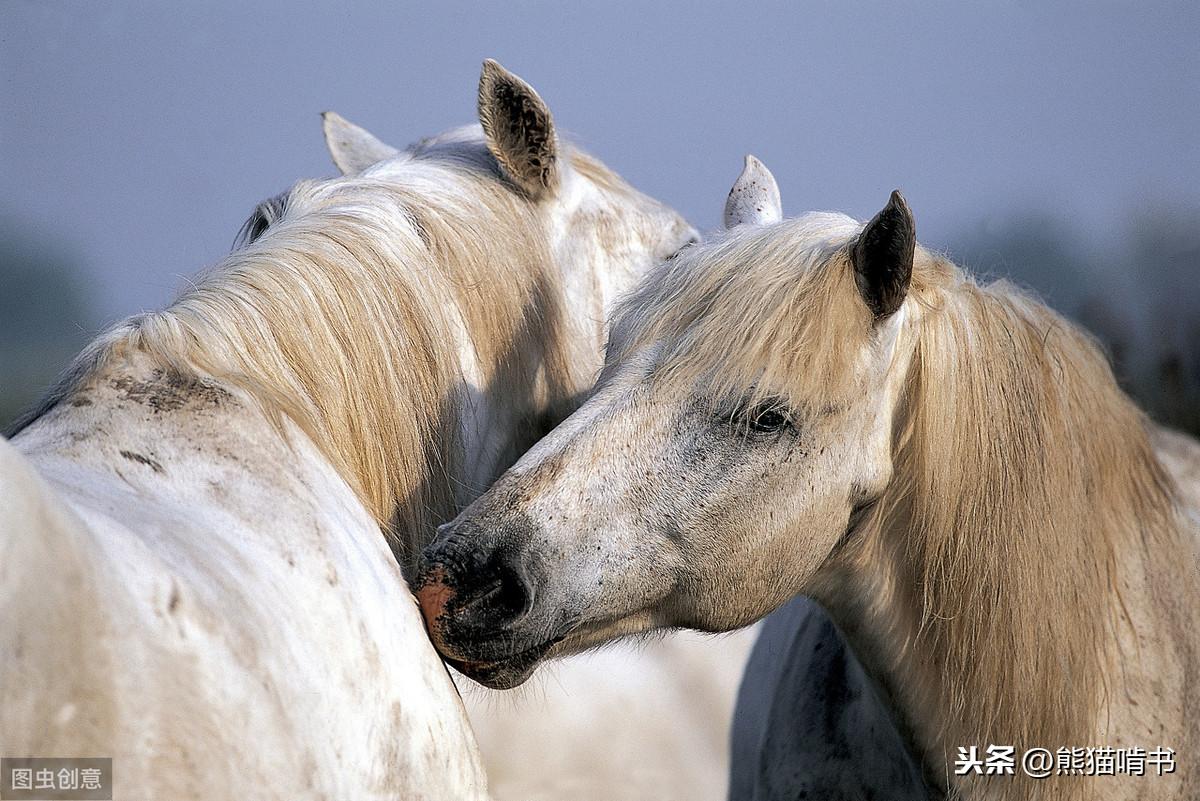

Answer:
[2,1,1197,432]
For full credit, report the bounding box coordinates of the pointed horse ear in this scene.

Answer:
[724,155,782,228]
[851,190,915,319]
[477,59,559,199]
[322,112,399,175]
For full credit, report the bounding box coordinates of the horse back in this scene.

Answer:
[0,434,121,762]
[1,380,490,800]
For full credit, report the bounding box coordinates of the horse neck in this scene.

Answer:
[814,280,1195,799]
[93,185,589,566]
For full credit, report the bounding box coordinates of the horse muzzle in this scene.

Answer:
[414,520,556,687]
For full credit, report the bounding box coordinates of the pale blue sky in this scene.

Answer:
[2,1,1197,324]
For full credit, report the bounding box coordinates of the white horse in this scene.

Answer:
[418,158,1200,801]
[0,60,699,799]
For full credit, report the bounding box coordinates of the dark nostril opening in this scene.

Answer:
[469,577,509,612]
[455,549,534,630]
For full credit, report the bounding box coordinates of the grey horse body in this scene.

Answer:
[730,597,932,801]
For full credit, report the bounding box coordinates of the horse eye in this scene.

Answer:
[748,406,790,433]
[728,398,792,435]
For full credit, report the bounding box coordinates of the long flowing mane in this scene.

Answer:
[9,139,594,563]
[611,213,1188,799]
[847,262,1181,796]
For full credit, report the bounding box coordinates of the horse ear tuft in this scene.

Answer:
[322,112,399,175]
[851,190,915,319]
[724,155,782,229]
[477,59,559,199]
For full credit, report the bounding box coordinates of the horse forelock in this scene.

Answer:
[608,212,868,408]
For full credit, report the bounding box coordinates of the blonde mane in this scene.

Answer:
[612,213,1184,799]
[852,267,1182,799]
[13,144,598,564]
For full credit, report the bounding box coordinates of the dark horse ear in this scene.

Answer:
[851,191,915,319]
[478,59,559,199]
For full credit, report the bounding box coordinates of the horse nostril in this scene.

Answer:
[415,539,536,646]
[453,549,534,631]
[464,577,507,612]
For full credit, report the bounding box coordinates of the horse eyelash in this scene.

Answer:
[714,395,795,436]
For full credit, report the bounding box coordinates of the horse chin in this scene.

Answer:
[444,634,562,689]
[550,609,662,655]
[448,656,537,690]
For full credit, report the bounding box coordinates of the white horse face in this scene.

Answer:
[417,162,921,689]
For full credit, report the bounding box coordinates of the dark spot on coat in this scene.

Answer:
[70,396,93,407]
[168,585,181,614]
[109,369,233,413]
[119,449,164,473]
